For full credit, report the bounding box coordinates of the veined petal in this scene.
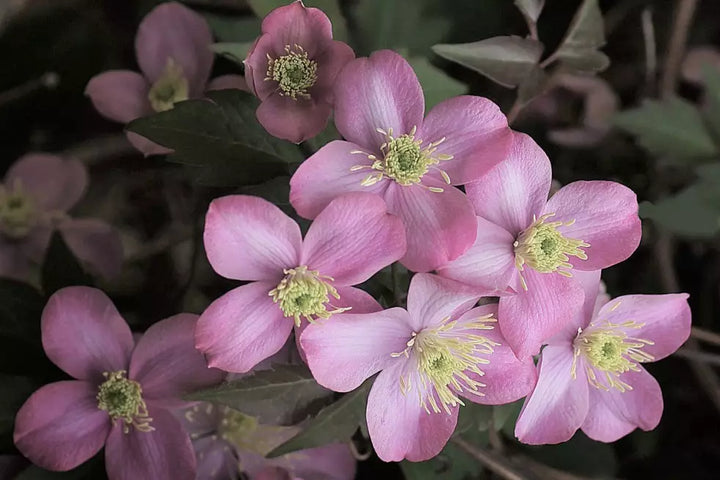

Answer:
[406,273,482,330]
[85,70,152,123]
[261,1,333,57]
[312,40,356,100]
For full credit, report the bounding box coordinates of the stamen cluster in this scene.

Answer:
[96,370,154,433]
[266,44,318,100]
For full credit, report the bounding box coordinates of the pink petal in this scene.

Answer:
[594,293,691,361]
[135,2,213,95]
[85,70,152,123]
[105,406,196,480]
[193,436,238,480]
[366,361,459,462]
[384,180,477,273]
[59,218,123,280]
[406,273,482,330]
[514,344,589,445]
[436,216,517,293]
[260,1,333,56]
[129,314,224,408]
[203,195,301,282]
[289,140,390,219]
[333,50,424,149]
[278,443,356,480]
[466,132,551,235]
[300,192,406,286]
[312,40,356,101]
[42,287,133,382]
[0,241,32,281]
[550,269,602,344]
[543,181,641,270]
[416,96,512,185]
[581,366,663,442]
[14,381,110,471]
[244,35,278,101]
[256,94,332,143]
[206,74,249,92]
[301,308,414,392]
[195,282,294,373]
[125,132,173,157]
[498,268,585,359]
[5,153,87,212]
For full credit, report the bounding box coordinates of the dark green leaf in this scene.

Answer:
[202,14,261,43]
[455,402,493,435]
[555,0,610,72]
[514,0,545,23]
[0,374,36,450]
[409,57,468,110]
[401,442,478,480]
[524,431,617,477]
[517,65,549,106]
[211,42,254,64]
[247,0,348,42]
[41,232,93,296]
[640,188,720,238]
[701,65,720,139]
[494,399,524,437]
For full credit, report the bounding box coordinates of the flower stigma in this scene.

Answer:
[148,58,189,112]
[266,44,318,100]
[0,180,37,239]
[96,370,153,433]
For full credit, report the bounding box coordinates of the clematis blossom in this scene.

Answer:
[244,0,354,143]
[0,153,122,281]
[195,192,406,373]
[437,132,642,358]
[301,273,536,462]
[515,270,691,444]
[290,50,512,272]
[86,2,246,156]
[13,287,224,480]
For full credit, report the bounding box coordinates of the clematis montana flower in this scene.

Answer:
[301,273,536,462]
[13,287,224,479]
[0,153,122,281]
[437,132,642,358]
[290,50,512,272]
[244,0,354,143]
[515,270,691,444]
[195,192,406,373]
[86,2,246,156]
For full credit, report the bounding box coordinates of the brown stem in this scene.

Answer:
[692,327,720,346]
[660,0,698,98]
[675,348,720,367]
[451,438,528,480]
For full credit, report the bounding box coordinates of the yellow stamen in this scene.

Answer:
[265,44,318,100]
[148,58,189,112]
[97,370,153,434]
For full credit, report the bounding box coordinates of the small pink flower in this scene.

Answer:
[514,270,691,444]
[13,287,224,479]
[301,273,536,462]
[290,50,512,272]
[85,2,246,156]
[244,0,354,143]
[0,153,122,281]
[437,132,642,358]
[195,192,406,373]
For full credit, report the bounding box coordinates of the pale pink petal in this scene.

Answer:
[436,216,517,293]
[312,40,356,101]
[300,192,406,286]
[42,287,133,382]
[203,195,301,282]
[498,269,584,359]
[0,241,32,281]
[466,132,551,235]
[125,132,173,157]
[5,154,87,212]
[594,293,691,361]
[244,35,277,100]
[581,366,663,442]
[58,218,123,280]
[417,96,511,185]
[206,74,249,92]
[289,140,390,219]
[105,406,196,480]
[260,1,332,56]
[333,50,424,149]
[14,381,110,471]
[384,180,477,273]
[195,282,294,373]
[85,70,152,123]
[543,181,641,270]
[19,225,52,263]
[550,269,602,344]
[515,344,588,445]
[406,273,482,330]
[256,94,332,143]
[135,2,213,95]
[277,443,356,480]
[301,308,413,392]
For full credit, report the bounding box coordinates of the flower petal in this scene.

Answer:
[543,181,641,270]
[301,308,413,392]
[256,94,332,143]
[312,40,356,101]
[59,218,123,280]
[260,1,333,56]
[384,180,477,273]
[277,443,356,480]
[42,287,133,382]
[333,50,424,149]
[203,195,301,282]
[14,381,110,471]
[0,240,32,281]
[193,436,239,480]
[105,406,196,480]
[514,344,589,445]
[406,273,482,330]
[550,269,602,344]
[466,132,551,235]
[85,70,151,124]
[417,96,511,185]
[195,282,294,373]
[125,131,173,157]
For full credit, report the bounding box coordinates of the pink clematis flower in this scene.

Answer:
[195,192,406,373]
[515,270,691,444]
[244,0,354,143]
[86,2,246,156]
[290,50,512,272]
[437,132,642,358]
[301,273,536,462]
[13,287,224,479]
[0,153,122,281]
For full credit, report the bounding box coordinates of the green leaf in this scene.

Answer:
[555,0,609,72]
[401,442,478,480]
[524,432,617,477]
[0,374,36,450]
[211,42,254,64]
[640,188,720,238]
[494,399,524,437]
[202,14,261,43]
[267,376,373,457]
[455,402,493,435]
[514,0,545,23]
[701,65,720,139]
[409,57,468,110]
[432,36,543,88]
[247,0,348,42]
[184,364,332,425]
[614,98,719,163]
[41,232,93,296]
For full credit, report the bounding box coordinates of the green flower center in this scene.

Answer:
[96,370,153,433]
[148,59,189,112]
[266,44,318,100]
[0,182,37,239]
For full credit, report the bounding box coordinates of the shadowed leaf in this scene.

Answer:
[555,0,609,72]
